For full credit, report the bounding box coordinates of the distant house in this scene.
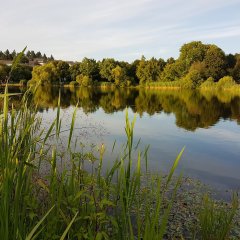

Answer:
[33,58,45,65]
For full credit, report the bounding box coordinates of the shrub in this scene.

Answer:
[200,77,215,89]
[217,76,236,89]
[198,194,238,240]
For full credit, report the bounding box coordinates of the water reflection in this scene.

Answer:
[28,86,240,131]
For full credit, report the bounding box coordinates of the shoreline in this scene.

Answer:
[2,83,240,92]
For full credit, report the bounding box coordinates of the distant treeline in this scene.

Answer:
[0,49,54,63]
[0,41,240,88]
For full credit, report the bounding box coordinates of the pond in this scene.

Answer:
[3,86,240,191]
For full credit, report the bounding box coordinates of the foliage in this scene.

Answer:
[216,76,236,89]
[0,49,53,62]
[99,58,118,82]
[203,44,226,80]
[10,65,32,83]
[0,85,187,239]
[69,62,81,81]
[0,64,10,82]
[79,57,100,81]
[2,41,240,89]
[1,85,239,239]
[197,194,238,240]
[179,41,208,71]
[112,65,127,86]
[31,62,59,85]
[200,77,215,89]
[136,56,165,84]
[160,60,185,82]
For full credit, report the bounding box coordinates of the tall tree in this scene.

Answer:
[99,58,118,82]
[80,58,100,81]
[179,41,208,71]
[203,44,226,80]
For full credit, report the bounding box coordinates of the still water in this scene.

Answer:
[6,86,240,190]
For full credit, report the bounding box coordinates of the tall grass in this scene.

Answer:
[0,82,187,239]
[197,194,239,240]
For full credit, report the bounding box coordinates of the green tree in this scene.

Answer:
[31,62,59,85]
[230,54,240,82]
[69,63,81,81]
[160,60,185,81]
[55,61,70,83]
[99,58,117,82]
[36,51,42,58]
[203,44,226,80]
[136,56,164,84]
[19,55,29,64]
[179,41,208,71]
[10,65,32,83]
[0,64,10,82]
[0,51,4,59]
[80,58,99,81]
[112,65,127,86]
[4,49,11,60]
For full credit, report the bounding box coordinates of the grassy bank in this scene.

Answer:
[0,85,239,239]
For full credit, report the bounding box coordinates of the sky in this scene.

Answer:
[1,0,240,62]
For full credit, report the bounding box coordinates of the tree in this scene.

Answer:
[69,63,81,81]
[230,54,240,82]
[36,51,42,58]
[166,57,175,65]
[0,64,10,82]
[80,58,99,81]
[179,41,208,71]
[112,65,127,86]
[10,65,32,82]
[136,56,164,84]
[31,62,59,85]
[0,51,4,59]
[11,50,17,59]
[99,58,117,82]
[55,61,70,83]
[20,55,29,64]
[160,60,185,81]
[4,49,11,60]
[203,44,226,80]
[43,54,48,63]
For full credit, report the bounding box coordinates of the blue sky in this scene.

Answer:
[1,0,240,61]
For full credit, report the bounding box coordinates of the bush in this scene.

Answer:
[198,194,238,240]
[200,77,215,89]
[217,76,236,89]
